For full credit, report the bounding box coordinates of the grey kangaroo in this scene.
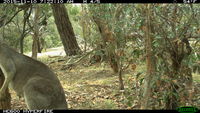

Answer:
[0,42,67,109]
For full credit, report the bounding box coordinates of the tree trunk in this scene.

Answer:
[165,60,179,109]
[80,5,86,52]
[92,17,119,73]
[118,62,124,90]
[51,4,81,56]
[19,6,32,54]
[0,70,11,109]
[141,4,156,109]
[31,5,40,59]
[20,36,24,54]
[165,38,192,109]
[20,10,27,54]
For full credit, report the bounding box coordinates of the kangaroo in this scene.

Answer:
[0,42,67,109]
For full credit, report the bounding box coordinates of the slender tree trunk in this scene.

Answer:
[0,70,11,109]
[141,4,156,109]
[92,17,119,73]
[32,5,40,59]
[92,17,107,47]
[81,5,87,53]
[20,37,24,54]
[118,61,124,90]
[19,6,32,54]
[37,38,41,53]
[92,16,123,90]
[51,4,81,56]
[81,19,87,53]
[20,10,27,54]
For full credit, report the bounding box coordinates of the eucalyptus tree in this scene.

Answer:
[88,4,123,89]
[51,4,81,56]
[88,4,142,91]
[147,4,200,109]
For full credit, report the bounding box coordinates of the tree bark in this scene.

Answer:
[118,63,124,90]
[51,4,81,56]
[141,4,156,109]
[0,70,11,109]
[31,5,40,59]
[92,17,119,73]
[81,5,87,53]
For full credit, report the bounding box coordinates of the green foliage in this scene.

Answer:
[1,4,200,109]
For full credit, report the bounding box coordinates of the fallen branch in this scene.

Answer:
[65,49,96,66]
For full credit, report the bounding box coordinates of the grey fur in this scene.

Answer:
[0,43,67,109]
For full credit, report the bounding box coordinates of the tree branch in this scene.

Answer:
[0,9,23,28]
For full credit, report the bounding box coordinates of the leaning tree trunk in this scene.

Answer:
[92,16,119,73]
[92,16,122,89]
[20,6,32,54]
[51,4,81,56]
[141,4,156,109]
[0,70,11,109]
[32,5,40,59]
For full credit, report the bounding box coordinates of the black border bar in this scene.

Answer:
[1,0,200,3]
[1,110,181,113]
[79,0,199,3]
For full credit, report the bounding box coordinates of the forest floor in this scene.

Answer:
[10,47,200,109]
